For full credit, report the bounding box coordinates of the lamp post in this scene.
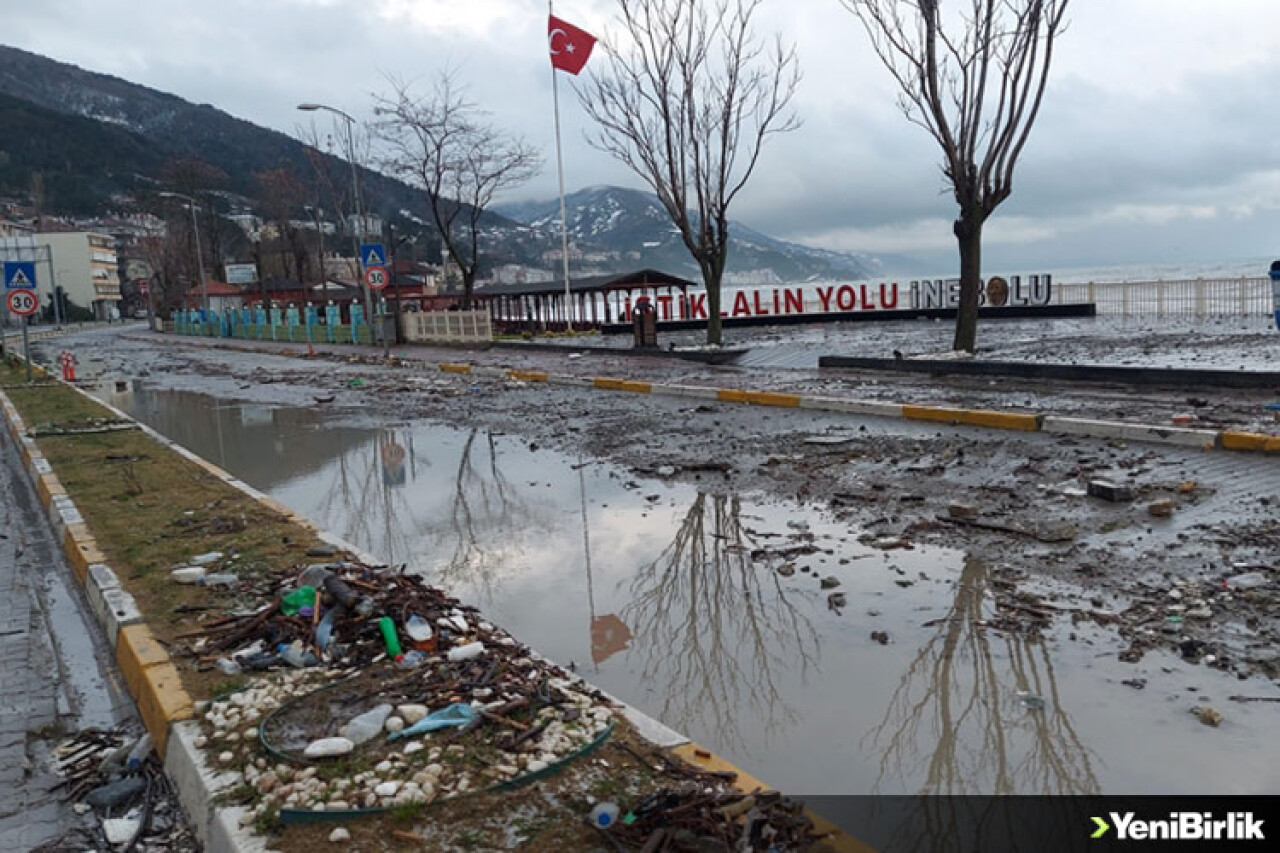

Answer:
[158,191,209,315]
[297,102,378,349]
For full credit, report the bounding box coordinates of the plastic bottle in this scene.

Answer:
[341,704,393,745]
[323,574,358,609]
[190,551,224,565]
[405,614,434,651]
[215,658,242,676]
[446,641,485,662]
[170,566,206,584]
[315,608,337,651]
[201,573,238,587]
[377,617,403,659]
[278,640,318,668]
[589,802,620,828]
[125,734,152,769]
[397,650,426,669]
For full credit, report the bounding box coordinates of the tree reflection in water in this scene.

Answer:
[621,492,819,754]
[864,557,1100,851]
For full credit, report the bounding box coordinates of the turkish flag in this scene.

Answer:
[549,14,596,75]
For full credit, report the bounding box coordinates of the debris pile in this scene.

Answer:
[51,729,197,851]
[186,561,615,822]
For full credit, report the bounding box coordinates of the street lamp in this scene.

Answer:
[297,102,378,349]
[158,191,209,315]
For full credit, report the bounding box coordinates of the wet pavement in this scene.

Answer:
[0,406,136,851]
[89,382,1280,797]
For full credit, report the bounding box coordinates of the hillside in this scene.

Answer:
[497,186,879,283]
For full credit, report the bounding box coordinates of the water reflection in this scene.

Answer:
[621,492,820,754]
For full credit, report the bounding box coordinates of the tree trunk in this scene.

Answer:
[951,214,984,353]
[702,260,724,346]
[461,273,474,310]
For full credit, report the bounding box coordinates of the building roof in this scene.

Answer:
[477,269,700,298]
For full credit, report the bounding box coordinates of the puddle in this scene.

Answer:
[95,383,1280,795]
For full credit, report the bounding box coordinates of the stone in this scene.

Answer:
[384,716,405,733]
[329,827,351,842]
[870,630,889,645]
[947,502,978,520]
[1193,706,1223,727]
[828,592,847,609]
[1087,480,1133,502]
[303,737,355,759]
[776,563,795,577]
[819,575,841,589]
[374,781,399,797]
[526,759,549,773]
[375,760,393,773]
[103,816,142,845]
[404,741,424,755]
[1148,499,1175,518]
[397,704,429,725]
[219,751,234,763]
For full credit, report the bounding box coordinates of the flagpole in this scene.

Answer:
[550,1,574,332]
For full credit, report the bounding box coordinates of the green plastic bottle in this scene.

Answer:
[377,617,403,659]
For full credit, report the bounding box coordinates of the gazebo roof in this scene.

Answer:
[477,268,700,298]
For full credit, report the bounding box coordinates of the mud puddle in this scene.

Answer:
[93,382,1280,795]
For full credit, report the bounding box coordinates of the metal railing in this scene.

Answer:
[401,310,492,344]
[1053,277,1271,316]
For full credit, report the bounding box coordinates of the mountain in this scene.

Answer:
[496,185,879,283]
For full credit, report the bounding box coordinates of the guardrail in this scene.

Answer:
[1053,277,1271,316]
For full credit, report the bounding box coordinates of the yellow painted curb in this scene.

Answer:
[1220,431,1273,452]
[135,662,193,756]
[717,388,750,403]
[1268,437,1280,454]
[716,388,802,408]
[593,377,653,394]
[37,473,66,509]
[116,624,173,699]
[62,523,105,585]
[903,404,1041,432]
[439,363,472,374]
[506,369,549,383]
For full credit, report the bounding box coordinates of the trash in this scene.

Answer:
[388,702,478,741]
[947,502,978,520]
[190,551,224,565]
[1193,706,1223,727]
[103,813,142,845]
[1147,499,1175,518]
[216,658,243,676]
[405,614,435,651]
[315,608,338,651]
[171,566,206,584]
[1087,480,1134,502]
[446,641,485,662]
[1017,691,1046,711]
[1227,572,1268,590]
[323,574,360,610]
[280,586,317,616]
[278,640,319,668]
[377,617,403,659]
[125,733,152,768]
[297,564,335,588]
[342,704,394,745]
[304,737,355,758]
[347,378,364,388]
[397,650,426,669]
[202,572,239,586]
[85,775,146,809]
[590,801,621,828]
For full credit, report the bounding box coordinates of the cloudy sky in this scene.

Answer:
[6,0,1280,272]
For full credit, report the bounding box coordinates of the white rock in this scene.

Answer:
[72,802,91,815]
[329,827,351,843]
[374,781,399,797]
[218,751,234,763]
[374,760,393,773]
[397,704,429,725]
[526,759,549,773]
[384,716,404,733]
[303,737,355,758]
[328,800,349,811]
[193,736,207,749]
[403,742,424,755]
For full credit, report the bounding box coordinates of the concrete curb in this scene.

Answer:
[3,361,853,851]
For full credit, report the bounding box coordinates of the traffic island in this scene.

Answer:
[0,358,858,852]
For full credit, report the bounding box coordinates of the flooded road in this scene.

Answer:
[95,382,1280,797]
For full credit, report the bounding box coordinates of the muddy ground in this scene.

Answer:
[46,328,1278,698]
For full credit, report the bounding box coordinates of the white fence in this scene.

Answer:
[400,309,492,344]
[1053,277,1272,316]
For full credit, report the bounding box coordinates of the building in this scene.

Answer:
[36,231,122,319]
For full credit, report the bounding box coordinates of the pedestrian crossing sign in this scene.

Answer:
[360,243,386,269]
[3,261,36,290]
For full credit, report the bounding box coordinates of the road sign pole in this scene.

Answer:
[22,316,30,383]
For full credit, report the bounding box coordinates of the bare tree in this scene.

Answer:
[373,72,541,309]
[578,0,799,346]
[841,0,1069,353]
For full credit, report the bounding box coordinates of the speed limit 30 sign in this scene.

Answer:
[6,288,38,316]
[363,266,389,291]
